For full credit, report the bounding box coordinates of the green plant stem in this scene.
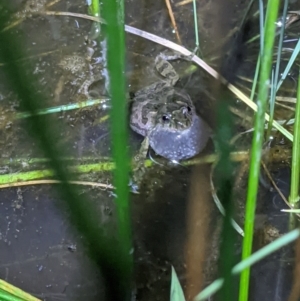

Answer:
[289,71,300,205]
[192,0,199,51]
[258,0,264,55]
[276,38,300,92]
[215,98,236,301]
[0,279,41,301]
[90,0,100,17]
[0,161,117,184]
[239,1,280,300]
[250,55,260,101]
[16,98,109,119]
[0,290,24,301]
[88,0,101,39]
[267,0,288,138]
[102,0,133,299]
[267,68,275,138]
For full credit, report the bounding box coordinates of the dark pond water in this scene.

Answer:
[0,0,299,300]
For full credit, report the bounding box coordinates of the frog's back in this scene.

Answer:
[130,81,174,137]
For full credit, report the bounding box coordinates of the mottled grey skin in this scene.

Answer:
[148,100,210,160]
[130,54,210,161]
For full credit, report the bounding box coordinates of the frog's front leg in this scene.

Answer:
[131,136,150,189]
[138,136,150,159]
[78,78,93,97]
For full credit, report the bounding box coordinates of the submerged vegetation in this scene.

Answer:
[0,0,300,301]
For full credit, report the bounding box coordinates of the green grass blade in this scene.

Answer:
[89,0,100,17]
[258,0,264,55]
[239,1,280,300]
[289,70,300,205]
[192,0,199,52]
[88,0,101,38]
[0,290,25,301]
[16,98,109,119]
[195,229,300,300]
[0,279,42,301]
[0,3,131,301]
[170,266,186,301]
[214,98,236,300]
[250,0,264,102]
[276,38,300,92]
[102,0,133,299]
[282,209,300,213]
[194,279,224,301]
[250,53,260,101]
[267,0,288,137]
[233,229,300,273]
[267,68,275,137]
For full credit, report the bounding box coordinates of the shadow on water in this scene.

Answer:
[250,167,294,301]
[0,186,107,301]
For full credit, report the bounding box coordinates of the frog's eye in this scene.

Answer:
[162,114,170,122]
[181,106,192,115]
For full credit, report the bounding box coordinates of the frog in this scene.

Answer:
[130,53,211,184]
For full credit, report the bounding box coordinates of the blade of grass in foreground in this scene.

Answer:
[214,98,236,301]
[267,0,288,138]
[101,0,133,300]
[239,1,280,300]
[0,279,41,301]
[0,4,131,301]
[170,266,186,301]
[289,70,300,205]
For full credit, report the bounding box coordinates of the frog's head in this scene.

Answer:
[156,92,194,130]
